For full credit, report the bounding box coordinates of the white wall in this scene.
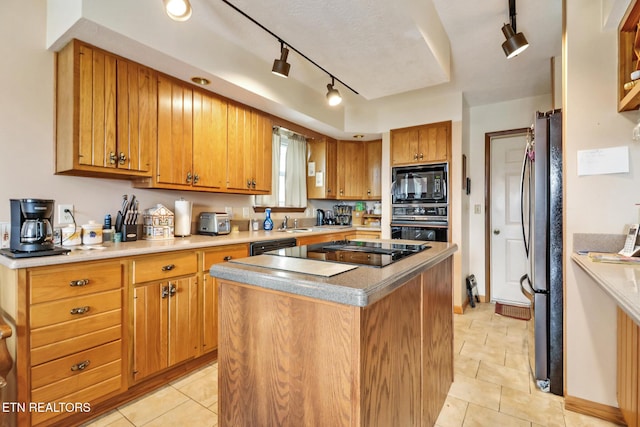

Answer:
[564,0,640,406]
[467,95,553,297]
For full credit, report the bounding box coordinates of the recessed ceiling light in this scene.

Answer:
[191,77,210,85]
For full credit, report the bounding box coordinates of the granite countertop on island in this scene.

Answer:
[210,240,457,307]
[572,253,640,324]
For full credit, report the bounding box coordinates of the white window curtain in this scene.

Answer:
[255,128,307,208]
[284,133,307,207]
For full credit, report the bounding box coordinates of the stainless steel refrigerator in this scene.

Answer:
[520,109,563,396]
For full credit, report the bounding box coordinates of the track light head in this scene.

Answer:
[163,0,192,21]
[501,23,529,58]
[272,43,291,78]
[326,78,342,106]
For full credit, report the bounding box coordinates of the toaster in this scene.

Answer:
[198,212,231,235]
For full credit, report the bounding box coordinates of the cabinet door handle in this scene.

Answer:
[69,279,90,287]
[419,153,424,160]
[161,285,169,299]
[71,360,91,371]
[246,179,252,189]
[413,153,419,160]
[109,152,117,165]
[169,283,177,296]
[162,264,175,271]
[223,256,232,261]
[186,172,192,183]
[70,306,90,315]
[367,190,371,196]
[118,152,127,165]
[252,179,256,188]
[193,174,199,184]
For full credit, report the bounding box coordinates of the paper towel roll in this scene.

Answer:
[174,199,192,236]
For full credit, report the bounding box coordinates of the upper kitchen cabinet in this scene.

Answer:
[307,137,337,199]
[135,76,227,192]
[364,139,382,200]
[337,140,366,199]
[618,0,640,111]
[391,121,451,166]
[227,103,272,194]
[56,40,156,178]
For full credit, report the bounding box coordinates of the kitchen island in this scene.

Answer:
[210,240,457,427]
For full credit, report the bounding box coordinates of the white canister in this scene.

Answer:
[81,221,103,245]
[373,202,382,215]
[62,225,82,246]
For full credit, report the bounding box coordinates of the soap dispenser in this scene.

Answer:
[263,208,274,231]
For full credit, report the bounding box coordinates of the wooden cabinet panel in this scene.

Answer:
[133,282,168,381]
[30,289,121,329]
[306,137,338,199]
[31,339,121,392]
[227,103,273,193]
[31,310,121,349]
[132,251,198,284]
[364,139,382,200]
[617,307,640,427]
[29,260,121,304]
[337,140,365,199]
[157,75,193,186]
[202,244,249,354]
[56,39,155,177]
[296,231,350,246]
[391,121,451,166]
[133,276,198,381]
[193,89,227,189]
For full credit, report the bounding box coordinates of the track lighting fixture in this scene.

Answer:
[221,0,357,106]
[272,42,291,78]
[501,0,529,58]
[326,77,342,106]
[163,0,192,21]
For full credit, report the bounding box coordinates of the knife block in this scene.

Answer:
[121,224,140,242]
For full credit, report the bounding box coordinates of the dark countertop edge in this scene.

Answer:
[210,244,457,307]
[0,227,356,270]
[571,253,640,324]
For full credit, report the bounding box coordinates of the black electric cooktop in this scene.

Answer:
[265,239,430,268]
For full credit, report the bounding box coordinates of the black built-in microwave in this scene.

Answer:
[391,163,448,204]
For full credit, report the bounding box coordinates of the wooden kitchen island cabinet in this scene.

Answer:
[213,244,455,427]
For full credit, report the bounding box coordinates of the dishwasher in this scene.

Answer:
[249,237,297,255]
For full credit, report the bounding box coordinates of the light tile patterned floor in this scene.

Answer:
[84,302,618,426]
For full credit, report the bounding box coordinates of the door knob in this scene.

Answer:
[493,229,500,235]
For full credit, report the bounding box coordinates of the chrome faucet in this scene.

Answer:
[282,216,289,230]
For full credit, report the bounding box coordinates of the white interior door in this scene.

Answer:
[490,134,530,305]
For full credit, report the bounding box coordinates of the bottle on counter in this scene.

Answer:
[263,208,274,231]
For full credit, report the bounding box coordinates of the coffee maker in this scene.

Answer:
[6,199,68,257]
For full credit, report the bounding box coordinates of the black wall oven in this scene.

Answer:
[391,163,449,242]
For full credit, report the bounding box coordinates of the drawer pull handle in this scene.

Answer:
[71,360,91,371]
[223,256,232,261]
[162,264,175,272]
[69,279,90,287]
[70,306,90,315]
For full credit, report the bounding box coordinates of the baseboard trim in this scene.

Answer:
[564,394,625,425]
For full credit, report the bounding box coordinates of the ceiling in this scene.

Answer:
[201,0,562,105]
[47,0,565,138]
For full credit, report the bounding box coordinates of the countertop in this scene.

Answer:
[209,240,457,307]
[572,253,640,324]
[0,226,379,269]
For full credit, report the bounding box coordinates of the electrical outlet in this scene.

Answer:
[58,204,74,224]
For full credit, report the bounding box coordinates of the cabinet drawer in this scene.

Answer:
[29,261,122,304]
[30,289,121,329]
[31,310,121,349]
[203,244,249,270]
[31,375,122,426]
[31,325,121,366]
[31,340,121,390]
[132,251,197,283]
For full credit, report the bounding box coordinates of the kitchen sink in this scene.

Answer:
[275,228,314,233]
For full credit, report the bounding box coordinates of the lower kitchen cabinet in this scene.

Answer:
[133,277,198,382]
[296,231,350,246]
[201,244,249,355]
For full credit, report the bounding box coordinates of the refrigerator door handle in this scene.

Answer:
[520,274,549,299]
